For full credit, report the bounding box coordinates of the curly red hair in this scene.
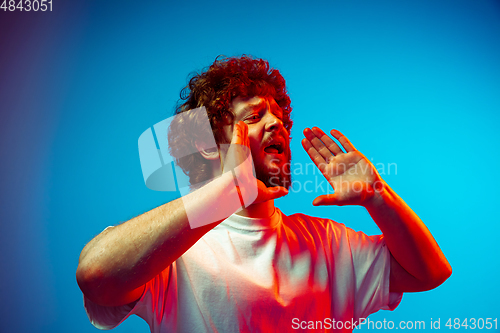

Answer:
[168,55,293,185]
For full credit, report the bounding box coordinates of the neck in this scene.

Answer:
[235,199,275,218]
[208,157,276,219]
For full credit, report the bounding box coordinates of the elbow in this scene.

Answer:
[76,262,145,307]
[76,259,113,305]
[425,261,452,291]
[76,261,103,300]
[437,262,453,286]
[76,261,94,292]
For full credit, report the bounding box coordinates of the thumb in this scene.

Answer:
[254,182,289,204]
[264,186,289,201]
[312,194,339,206]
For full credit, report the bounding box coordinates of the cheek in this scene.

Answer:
[247,129,263,152]
[248,139,262,160]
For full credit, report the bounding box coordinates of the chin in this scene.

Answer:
[269,174,292,190]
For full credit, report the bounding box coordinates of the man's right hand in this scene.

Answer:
[223,121,288,206]
[76,121,288,308]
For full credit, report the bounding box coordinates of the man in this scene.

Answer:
[76,56,451,332]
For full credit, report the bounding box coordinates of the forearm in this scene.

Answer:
[364,181,452,288]
[76,172,240,306]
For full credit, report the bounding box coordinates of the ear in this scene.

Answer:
[195,141,219,160]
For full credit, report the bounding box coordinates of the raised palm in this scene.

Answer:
[302,127,383,206]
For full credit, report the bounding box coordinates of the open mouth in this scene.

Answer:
[264,142,284,154]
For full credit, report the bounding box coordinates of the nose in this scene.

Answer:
[264,111,283,132]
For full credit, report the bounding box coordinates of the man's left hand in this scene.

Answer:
[302,127,384,207]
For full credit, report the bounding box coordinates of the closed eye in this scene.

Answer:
[246,114,261,121]
[272,109,284,121]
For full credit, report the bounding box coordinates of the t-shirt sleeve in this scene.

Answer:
[345,228,403,319]
[83,265,172,330]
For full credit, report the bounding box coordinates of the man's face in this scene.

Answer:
[223,96,291,189]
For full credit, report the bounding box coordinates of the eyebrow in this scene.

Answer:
[241,101,267,114]
[241,100,283,118]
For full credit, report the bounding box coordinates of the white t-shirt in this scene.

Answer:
[84,208,402,332]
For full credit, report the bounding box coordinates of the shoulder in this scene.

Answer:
[282,211,347,232]
[278,211,354,245]
[280,211,384,248]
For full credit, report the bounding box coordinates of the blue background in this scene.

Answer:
[1,0,499,332]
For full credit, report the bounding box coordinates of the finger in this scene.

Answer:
[232,121,248,146]
[231,122,241,144]
[239,121,250,148]
[311,127,343,155]
[312,194,339,206]
[330,129,356,152]
[303,128,335,162]
[239,121,246,138]
[301,137,327,173]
